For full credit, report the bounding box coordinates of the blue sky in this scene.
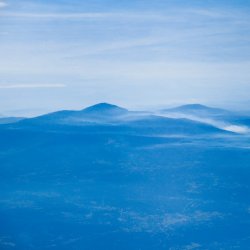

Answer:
[1,0,250,116]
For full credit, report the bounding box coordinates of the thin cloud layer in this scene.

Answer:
[0,0,250,114]
[0,1,7,8]
[0,84,66,89]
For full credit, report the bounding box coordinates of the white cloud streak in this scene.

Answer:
[157,112,250,134]
[0,11,169,21]
[1,8,245,21]
[0,84,66,89]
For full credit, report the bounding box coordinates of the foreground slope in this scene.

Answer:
[0,103,249,250]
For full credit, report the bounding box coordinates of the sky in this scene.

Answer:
[1,0,250,116]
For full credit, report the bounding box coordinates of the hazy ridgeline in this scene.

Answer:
[0,103,250,249]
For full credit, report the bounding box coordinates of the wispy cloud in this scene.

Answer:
[0,11,169,21]
[0,0,7,8]
[0,84,66,89]
[2,12,113,19]
[1,1,250,111]
[2,8,241,22]
[2,7,248,23]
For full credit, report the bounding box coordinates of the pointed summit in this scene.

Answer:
[82,103,127,114]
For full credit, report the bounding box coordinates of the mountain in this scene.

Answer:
[122,115,226,135]
[17,103,129,125]
[5,103,230,136]
[0,116,25,124]
[82,102,128,114]
[162,104,232,117]
[159,104,250,133]
[1,103,249,250]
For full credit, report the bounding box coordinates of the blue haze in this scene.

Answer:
[0,0,250,115]
[1,1,250,249]
[0,103,250,249]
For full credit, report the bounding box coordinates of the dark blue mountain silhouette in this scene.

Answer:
[10,103,229,135]
[82,102,128,114]
[17,103,128,125]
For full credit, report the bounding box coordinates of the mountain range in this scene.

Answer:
[1,103,237,136]
[162,104,233,117]
[2,102,250,135]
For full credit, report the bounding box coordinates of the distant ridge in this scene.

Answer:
[173,104,215,110]
[162,104,231,116]
[15,103,129,126]
[0,117,25,124]
[3,102,232,135]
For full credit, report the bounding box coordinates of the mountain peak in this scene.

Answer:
[82,103,127,114]
[162,103,231,117]
[177,104,211,110]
